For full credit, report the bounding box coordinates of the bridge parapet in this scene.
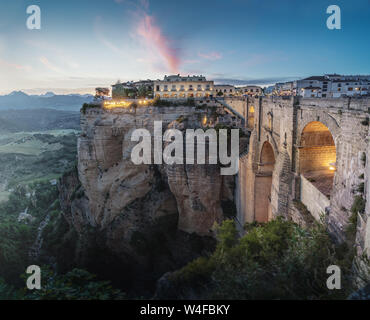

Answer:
[298,97,370,112]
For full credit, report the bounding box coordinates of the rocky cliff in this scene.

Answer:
[57,102,245,295]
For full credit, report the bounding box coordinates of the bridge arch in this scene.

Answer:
[297,110,340,145]
[299,121,337,198]
[254,141,276,222]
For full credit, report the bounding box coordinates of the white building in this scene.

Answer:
[154,74,214,99]
[236,85,262,96]
[214,85,236,96]
[296,75,370,98]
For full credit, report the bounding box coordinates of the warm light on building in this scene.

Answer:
[103,99,154,109]
[203,116,207,125]
[154,74,214,99]
[329,162,336,171]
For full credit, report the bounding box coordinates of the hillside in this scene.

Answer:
[0,109,80,133]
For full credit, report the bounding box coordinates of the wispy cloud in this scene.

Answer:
[39,57,64,74]
[26,39,80,69]
[136,12,181,73]
[94,16,128,57]
[198,51,222,61]
[242,52,287,67]
[0,58,32,72]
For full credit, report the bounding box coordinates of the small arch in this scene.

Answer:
[299,121,336,197]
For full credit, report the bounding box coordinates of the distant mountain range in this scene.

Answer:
[0,91,94,111]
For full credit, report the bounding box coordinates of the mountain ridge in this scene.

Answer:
[0,91,94,111]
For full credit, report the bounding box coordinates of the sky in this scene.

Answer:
[0,0,369,94]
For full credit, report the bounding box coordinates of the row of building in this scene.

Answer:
[109,74,263,100]
[270,74,370,98]
[101,73,370,100]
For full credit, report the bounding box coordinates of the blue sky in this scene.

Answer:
[0,0,369,94]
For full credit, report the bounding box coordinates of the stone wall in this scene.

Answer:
[235,96,369,246]
[300,175,330,221]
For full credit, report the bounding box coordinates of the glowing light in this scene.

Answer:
[103,99,154,109]
[202,116,207,125]
[329,166,336,171]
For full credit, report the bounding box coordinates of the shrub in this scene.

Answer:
[361,117,369,126]
[25,268,126,300]
[81,103,100,114]
[170,218,351,299]
[351,195,366,215]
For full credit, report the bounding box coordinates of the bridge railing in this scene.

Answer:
[214,98,245,121]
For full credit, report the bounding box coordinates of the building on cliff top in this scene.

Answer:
[274,74,370,98]
[154,74,214,99]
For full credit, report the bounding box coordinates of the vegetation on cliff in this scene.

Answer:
[162,218,360,300]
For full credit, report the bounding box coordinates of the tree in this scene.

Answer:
[137,86,148,98]
[26,268,126,300]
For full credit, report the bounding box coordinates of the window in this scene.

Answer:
[180,85,185,91]
[322,94,327,97]
[348,87,353,91]
[189,85,193,91]
[197,85,202,90]
[156,85,160,91]
[164,85,168,91]
[171,85,176,91]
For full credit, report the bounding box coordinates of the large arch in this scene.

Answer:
[299,121,336,197]
[254,141,275,222]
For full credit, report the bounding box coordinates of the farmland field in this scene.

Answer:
[0,130,78,202]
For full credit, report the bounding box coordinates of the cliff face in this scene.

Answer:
[57,103,240,294]
[76,105,235,237]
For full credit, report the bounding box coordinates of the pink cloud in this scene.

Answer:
[40,56,64,74]
[0,59,32,71]
[198,51,222,61]
[136,13,180,73]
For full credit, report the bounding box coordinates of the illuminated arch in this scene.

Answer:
[299,121,336,197]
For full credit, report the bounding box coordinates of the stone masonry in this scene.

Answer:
[231,96,369,248]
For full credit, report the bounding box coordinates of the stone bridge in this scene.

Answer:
[223,96,370,252]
